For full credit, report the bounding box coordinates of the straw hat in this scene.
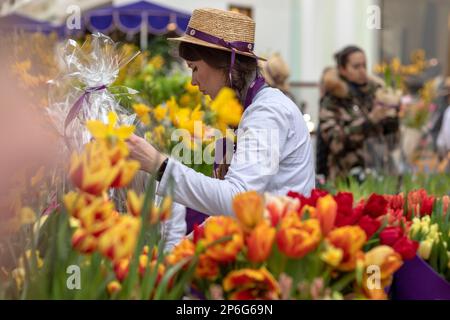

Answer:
[168,8,265,61]
[259,53,290,92]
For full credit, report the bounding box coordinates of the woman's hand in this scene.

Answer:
[126,134,167,174]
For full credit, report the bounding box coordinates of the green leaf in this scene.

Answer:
[330,271,356,292]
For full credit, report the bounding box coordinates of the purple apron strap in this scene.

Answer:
[185,208,208,236]
[184,76,266,235]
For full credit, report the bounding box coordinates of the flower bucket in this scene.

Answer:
[390,255,450,300]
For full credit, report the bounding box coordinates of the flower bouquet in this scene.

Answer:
[373,57,403,111]
[0,113,192,299]
[167,190,408,300]
[131,84,243,177]
[329,174,450,299]
[46,33,139,152]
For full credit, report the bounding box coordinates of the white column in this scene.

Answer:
[289,0,301,81]
[299,0,317,82]
[334,0,356,51]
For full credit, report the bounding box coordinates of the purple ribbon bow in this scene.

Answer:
[64,84,107,133]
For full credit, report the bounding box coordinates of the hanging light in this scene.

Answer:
[167,22,176,32]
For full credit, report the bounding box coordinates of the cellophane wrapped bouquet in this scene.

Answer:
[47,33,139,151]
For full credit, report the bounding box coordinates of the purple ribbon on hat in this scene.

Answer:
[185,26,256,87]
[185,75,266,235]
[64,84,107,133]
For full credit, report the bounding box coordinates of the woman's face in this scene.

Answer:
[186,60,226,99]
[339,51,368,85]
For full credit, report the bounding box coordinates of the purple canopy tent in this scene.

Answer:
[0,13,61,35]
[64,1,190,49]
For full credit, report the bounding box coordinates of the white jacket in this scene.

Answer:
[159,87,315,248]
[437,106,450,153]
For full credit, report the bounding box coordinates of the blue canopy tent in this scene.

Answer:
[0,13,61,35]
[65,1,190,49]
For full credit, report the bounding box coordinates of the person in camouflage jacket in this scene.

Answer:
[317,46,399,181]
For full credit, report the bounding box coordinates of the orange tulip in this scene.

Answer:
[165,238,195,267]
[195,254,220,280]
[316,195,337,235]
[362,246,403,299]
[223,268,280,300]
[276,213,321,258]
[246,221,275,263]
[299,205,317,219]
[233,191,264,232]
[325,226,367,271]
[202,216,244,263]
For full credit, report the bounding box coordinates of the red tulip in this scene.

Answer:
[335,200,364,227]
[379,226,403,247]
[392,236,419,260]
[358,215,381,239]
[363,194,388,218]
[288,189,329,212]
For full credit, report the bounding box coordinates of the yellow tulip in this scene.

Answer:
[153,105,168,122]
[110,159,140,189]
[321,243,343,267]
[98,215,141,262]
[72,228,97,254]
[86,111,135,145]
[126,190,172,224]
[418,239,433,260]
[210,88,243,132]
[68,142,119,196]
[326,226,367,271]
[132,103,151,125]
[149,55,164,70]
[185,81,200,95]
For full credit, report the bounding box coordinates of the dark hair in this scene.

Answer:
[179,42,258,179]
[178,42,258,102]
[334,45,364,68]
